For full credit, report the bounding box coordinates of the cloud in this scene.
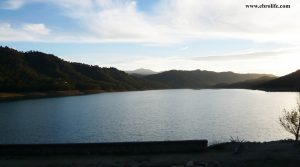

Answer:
[156,0,300,44]
[22,23,50,35]
[57,0,177,43]
[0,23,34,41]
[0,22,51,41]
[1,0,300,44]
[191,48,299,61]
[179,46,189,51]
[0,0,25,9]
[89,47,299,76]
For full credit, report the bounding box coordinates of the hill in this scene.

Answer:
[126,68,158,76]
[144,70,274,89]
[257,70,300,91]
[0,46,163,92]
[214,76,276,89]
[2,46,297,96]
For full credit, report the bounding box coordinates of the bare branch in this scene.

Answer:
[279,93,300,141]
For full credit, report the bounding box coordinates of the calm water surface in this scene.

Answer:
[0,89,298,144]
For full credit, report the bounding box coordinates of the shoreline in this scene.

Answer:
[1,88,299,102]
[0,89,167,102]
[0,90,107,102]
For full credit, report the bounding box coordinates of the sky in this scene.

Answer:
[0,0,300,76]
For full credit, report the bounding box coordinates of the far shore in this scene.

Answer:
[1,88,299,102]
[0,90,106,102]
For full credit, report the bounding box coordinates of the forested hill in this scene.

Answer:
[257,70,300,91]
[0,46,164,92]
[2,46,297,93]
[144,70,275,89]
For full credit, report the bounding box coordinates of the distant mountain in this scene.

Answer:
[144,70,275,89]
[126,68,158,76]
[257,70,300,91]
[0,46,163,92]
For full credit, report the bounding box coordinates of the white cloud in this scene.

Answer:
[191,48,299,61]
[0,23,35,41]
[179,46,189,51]
[0,22,51,41]
[0,0,25,9]
[156,0,300,44]
[1,0,300,45]
[56,0,177,43]
[187,48,300,76]
[95,47,300,76]
[22,23,50,35]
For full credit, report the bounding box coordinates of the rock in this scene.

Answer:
[186,160,194,167]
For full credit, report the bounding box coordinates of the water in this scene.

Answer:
[0,89,298,144]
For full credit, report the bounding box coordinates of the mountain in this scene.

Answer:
[144,70,275,89]
[126,68,158,76]
[214,76,276,89]
[257,70,300,91]
[0,46,163,92]
[2,46,296,94]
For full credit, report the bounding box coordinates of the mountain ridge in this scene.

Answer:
[1,46,299,95]
[143,69,275,89]
[257,70,300,91]
[0,46,164,92]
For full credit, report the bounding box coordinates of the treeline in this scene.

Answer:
[0,46,164,92]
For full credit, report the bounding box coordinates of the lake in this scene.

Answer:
[0,89,298,144]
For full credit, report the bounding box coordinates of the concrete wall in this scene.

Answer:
[0,140,208,155]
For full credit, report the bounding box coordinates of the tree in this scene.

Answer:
[279,93,300,141]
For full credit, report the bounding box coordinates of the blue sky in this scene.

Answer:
[0,0,300,76]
